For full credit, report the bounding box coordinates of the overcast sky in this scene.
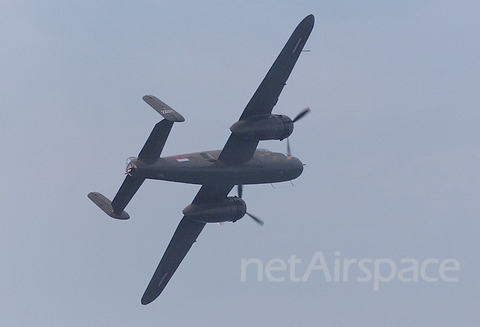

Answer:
[1,1,479,326]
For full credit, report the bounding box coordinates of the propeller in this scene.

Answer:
[246,212,264,226]
[237,185,264,226]
[287,107,311,157]
[286,138,292,157]
[293,107,310,123]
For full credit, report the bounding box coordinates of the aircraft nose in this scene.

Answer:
[285,155,304,178]
[287,154,302,165]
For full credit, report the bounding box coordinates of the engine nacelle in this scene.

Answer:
[230,114,294,141]
[182,197,247,223]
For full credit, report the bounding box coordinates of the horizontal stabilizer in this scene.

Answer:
[143,95,185,122]
[88,192,130,220]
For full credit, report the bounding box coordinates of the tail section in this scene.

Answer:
[139,96,185,162]
[88,192,130,219]
[143,95,185,122]
[137,119,174,163]
[89,96,184,218]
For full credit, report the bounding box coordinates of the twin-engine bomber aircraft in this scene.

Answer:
[88,14,314,305]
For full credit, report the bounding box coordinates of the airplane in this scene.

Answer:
[88,14,314,305]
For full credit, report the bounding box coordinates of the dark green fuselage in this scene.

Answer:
[131,149,303,185]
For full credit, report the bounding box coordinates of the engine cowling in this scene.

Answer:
[230,114,293,141]
[182,197,247,223]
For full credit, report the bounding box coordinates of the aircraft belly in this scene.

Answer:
[138,161,302,185]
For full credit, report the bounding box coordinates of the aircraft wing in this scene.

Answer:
[240,14,314,120]
[141,183,234,305]
[141,216,206,305]
[218,14,314,165]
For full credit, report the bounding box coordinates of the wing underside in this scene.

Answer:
[240,14,314,120]
[218,14,314,165]
[141,217,206,305]
[141,183,234,304]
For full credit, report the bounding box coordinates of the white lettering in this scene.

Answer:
[420,259,438,282]
[373,259,396,291]
[265,259,286,282]
[397,259,419,282]
[342,258,357,281]
[240,253,460,289]
[439,259,460,282]
[240,258,263,281]
[302,252,332,282]
[357,258,373,282]
[334,252,341,282]
[287,255,302,282]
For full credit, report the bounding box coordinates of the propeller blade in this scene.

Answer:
[238,184,243,198]
[246,212,264,226]
[286,137,292,157]
[286,107,310,157]
[292,107,310,123]
[237,185,263,226]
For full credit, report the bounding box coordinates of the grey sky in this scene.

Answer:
[1,1,479,326]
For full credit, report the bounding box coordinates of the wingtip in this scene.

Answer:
[141,274,168,305]
[141,289,160,305]
[302,14,315,27]
[141,297,152,305]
